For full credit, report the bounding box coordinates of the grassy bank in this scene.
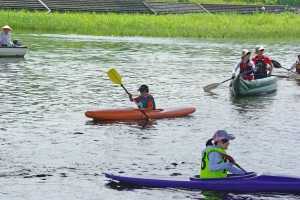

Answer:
[1,9,300,39]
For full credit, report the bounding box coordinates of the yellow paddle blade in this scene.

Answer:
[203,83,221,92]
[107,68,122,85]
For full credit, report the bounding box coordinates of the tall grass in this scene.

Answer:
[1,9,300,39]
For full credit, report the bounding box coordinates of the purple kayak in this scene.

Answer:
[105,172,300,192]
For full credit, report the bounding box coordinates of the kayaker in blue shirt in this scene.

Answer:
[128,84,156,110]
[200,130,245,178]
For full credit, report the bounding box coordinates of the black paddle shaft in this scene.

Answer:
[121,84,151,121]
[121,84,130,94]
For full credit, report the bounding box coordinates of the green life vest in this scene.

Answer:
[200,147,229,178]
[138,95,156,110]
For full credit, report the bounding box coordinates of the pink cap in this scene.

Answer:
[213,130,235,142]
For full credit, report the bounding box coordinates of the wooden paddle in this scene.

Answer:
[203,70,253,92]
[219,153,247,173]
[203,78,232,92]
[107,68,152,121]
[272,60,299,75]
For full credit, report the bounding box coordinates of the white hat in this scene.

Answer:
[297,52,300,57]
[241,49,251,58]
[255,46,264,52]
[2,25,12,30]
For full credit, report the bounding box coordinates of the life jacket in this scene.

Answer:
[239,60,253,74]
[200,147,229,178]
[254,56,268,74]
[138,95,156,110]
[295,61,300,74]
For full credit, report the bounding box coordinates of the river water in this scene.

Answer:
[1,33,300,199]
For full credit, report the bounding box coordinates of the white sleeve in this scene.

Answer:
[208,151,232,171]
[249,61,256,70]
[228,165,245,174]
[232,62,241,74]
[290,63,296,70]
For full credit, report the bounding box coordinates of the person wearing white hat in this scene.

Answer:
[0,25,13,46]
[251,46,274,78]
[288,52,300,74]
[231,49,256,82]
[200,130,245,178]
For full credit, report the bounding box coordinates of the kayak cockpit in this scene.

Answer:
[190,172,257,181]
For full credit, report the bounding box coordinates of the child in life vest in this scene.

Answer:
[128,84,156,110]
[232,50,255,82]
[200,130,245,178]
[288,52,300,74]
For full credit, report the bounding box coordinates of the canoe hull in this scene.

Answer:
[105,172,300,192]
[229,75,277,97]
[85,107,196,120]
[0,46,27,57]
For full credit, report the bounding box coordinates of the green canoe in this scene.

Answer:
[229,75,277,97]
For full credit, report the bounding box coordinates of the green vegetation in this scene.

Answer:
[1,9,300,39]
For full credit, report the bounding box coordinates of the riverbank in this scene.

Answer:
[1,10,299,39]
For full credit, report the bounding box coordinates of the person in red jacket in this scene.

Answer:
[252,46,273,78]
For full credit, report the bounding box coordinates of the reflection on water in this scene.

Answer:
[230,93,276,116]
[0,57,25,64]
[294,79,300,87]
[86,119,156,129]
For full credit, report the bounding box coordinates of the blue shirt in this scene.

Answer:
[0,32,11,45]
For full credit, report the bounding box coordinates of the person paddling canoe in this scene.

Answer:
[252,46,274,78]
[128,84,156,111]
[232,49,255,82]
[287,52,300,74]
[200,130,245,178]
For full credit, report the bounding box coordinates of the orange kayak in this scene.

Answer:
[85,107,196,120]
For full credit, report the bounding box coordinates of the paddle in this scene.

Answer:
[107,68,152,121]
[203,78,232,92]
[203,70,253,92]
[271,60,299,75]
[219,153,247,173]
